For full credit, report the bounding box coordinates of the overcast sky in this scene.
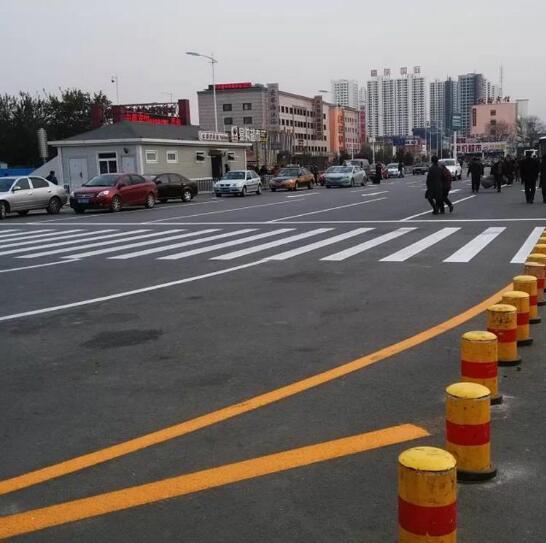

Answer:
[1,0,544,123]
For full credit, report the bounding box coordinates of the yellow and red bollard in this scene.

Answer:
[460,331,502,405]
[446,382,496,482]
[501,291,532,346]
[398,447,457,542]
[524,261,545,306]
[527,253,546,289]
[533,243,546,255]
[513,275,541,324]
[487,304,521,366]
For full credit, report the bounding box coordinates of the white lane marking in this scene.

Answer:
[321,228,417,262]
[286,193,319,198]
[0,229,54,240]
[0,230,102,249]
[266,228,373,261]
[444,227,506,263]
[145,200,298,223]
[0,259,80,274]
[269,198,388,223]
[0,229,135,257]
[450,189,461,194]
[0,229,20,235]
[159,229,296,260]
[511,227,546,263]
[63,230,222,259]
[361,191,388,197]
[212,228,334,261]
[381,228,460,262]
[17,230,181,259]
[401,196,476,221]
[110,229,257,260]
[0,259,270,323]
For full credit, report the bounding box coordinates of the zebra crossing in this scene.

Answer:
[0,226,543,266]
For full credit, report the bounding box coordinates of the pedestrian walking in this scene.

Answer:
[467,157,483,193]
[520,154,540,203]
[491,157,504,192]
[440,163,454,213]
[224,163,230,174]
[398,161,405,178]
[374,162,382,184]
[504,155,515,185]
[425,156,444,215]
[515,159,521,183]
[45,170,58,185]
[540,155,546,204]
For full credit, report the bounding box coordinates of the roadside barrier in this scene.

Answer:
[460,331,502,404]
[524,261,545,306]
[487,304,521,366]
[446,382,496,482]
[527,253,546,287]
[533,243,546,256]
[501,292,532,346]
[513,275,540,324]
[398,447,457,542]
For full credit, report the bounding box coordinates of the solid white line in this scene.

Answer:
[0,230,102,249]
[0,259,80,274]
[0,229,137,256]
[0,229,54,240]
[265,228,373,261]
[401,196,476,221]
[286,193,319,198]
[321,228,417,262]
[159,229,296,260]
[146,200,298,223]
[63,230,222,259]
[510,227,546,263]
[17,230,181,259]
[361,191,388,197]
[0,259,270,323]
[381,228,460,262]
[444,227,506,263]
[110,229,257,259]
[269,198,388,223]
[212,229,330,260]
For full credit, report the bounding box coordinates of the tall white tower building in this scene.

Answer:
[331,79,359,109]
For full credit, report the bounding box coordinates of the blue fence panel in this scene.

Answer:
[0,168,34,177]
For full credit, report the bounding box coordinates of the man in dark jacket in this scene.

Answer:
[467,157,483,193]
[520,154,540,203]
[503,155,515,185]
[491,158,504,192]
[426,156,444,215]
[374,163,382,184]
[45,171,58,185]
[440,163,454,213]
[539,155,546,203]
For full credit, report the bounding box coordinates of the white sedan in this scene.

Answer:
[214,170,262,197]
[439,159,462,180]
[324,165,367,188]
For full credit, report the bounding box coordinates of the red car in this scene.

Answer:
[70,173,158,214]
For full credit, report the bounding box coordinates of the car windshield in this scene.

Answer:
[278,168,299,177]
[223,172,245,180]
[0,178,15,192]
[440,159,456,166]
[84,174,119,187]
[327,166,352,173]
[387,163,399,168]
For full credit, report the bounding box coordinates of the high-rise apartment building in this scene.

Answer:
[430,79,445,133]
[366,67,426,139]
[430,77,460,136]
[331,79,359,109]
[458,73,486,136]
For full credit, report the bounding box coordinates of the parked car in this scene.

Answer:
[324,165,367,188]
[412,164,429,175]
[269,167,314,192]
[345,158,371,176]
[439,159,462,180]
[69,173,157,213]
[0,175,67,219]
[214,170,262,197]
[386,163,403,178]
[145,173,198,203]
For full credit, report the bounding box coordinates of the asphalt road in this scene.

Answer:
[1,176,546,542]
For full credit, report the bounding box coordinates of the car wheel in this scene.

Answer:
[308,182,313,190]
[0,202,7,219]
[181,189,192,202]
[351,179,355,187]
[46,197,62,215]
[215,193,222,198]
[293,183,298,191]
[110,195,122,212]
[144,193,156,208]
[17,210,29,216]
[271,188,276,192]
[240,186,247,197]
[256,184,262,195]
[160,199,168,204]
[73,207,85,214]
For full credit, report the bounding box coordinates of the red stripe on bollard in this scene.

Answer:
[530,295,538,305]
[461,360,497,379]
[517,313,530,325]
[446,420,490,446]
[487,327,517,343]
[398,497,457,537]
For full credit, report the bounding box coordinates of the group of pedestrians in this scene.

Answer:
[425,156,453,215]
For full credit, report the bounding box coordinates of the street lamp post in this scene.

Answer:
[186,51,218,132]
[111,75,119,105]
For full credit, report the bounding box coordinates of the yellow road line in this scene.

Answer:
[0,284,511,497]
[0,424,429,539]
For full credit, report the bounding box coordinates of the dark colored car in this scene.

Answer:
[412,164,429,175]
[70,173,157,214]
[146,173,198,203]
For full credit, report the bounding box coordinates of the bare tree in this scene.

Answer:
[517,116,546,148]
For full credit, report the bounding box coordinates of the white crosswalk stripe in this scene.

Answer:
[321,228,416,262]
[0,229,20,235]
[159,229,295,260]
[0,230,101,249]
[110,229,259,260]
[381,228,460,262]
[0,229,54,240]
[510,227,545,263]
[266,228,372,261]
[444,227,506,263]
[212,228,332,261]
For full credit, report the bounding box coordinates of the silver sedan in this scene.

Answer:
[0,176,68,219]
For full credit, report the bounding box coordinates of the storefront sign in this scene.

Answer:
[230,126,267,143]
[198,131,230,142]
[214,82,252,91]
[456,141,507,153]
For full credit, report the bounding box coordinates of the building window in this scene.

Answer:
[224,117,233,125]
[227,152,236,161]
[223,104,232,112]
[196,151,206,162]
[145,150,158,163]
[491,110,496,116]
[166,150,178,163]
[98,152,118,174]
[490,119,497,126]
[243,116,253,124]
[243,103,252,111]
